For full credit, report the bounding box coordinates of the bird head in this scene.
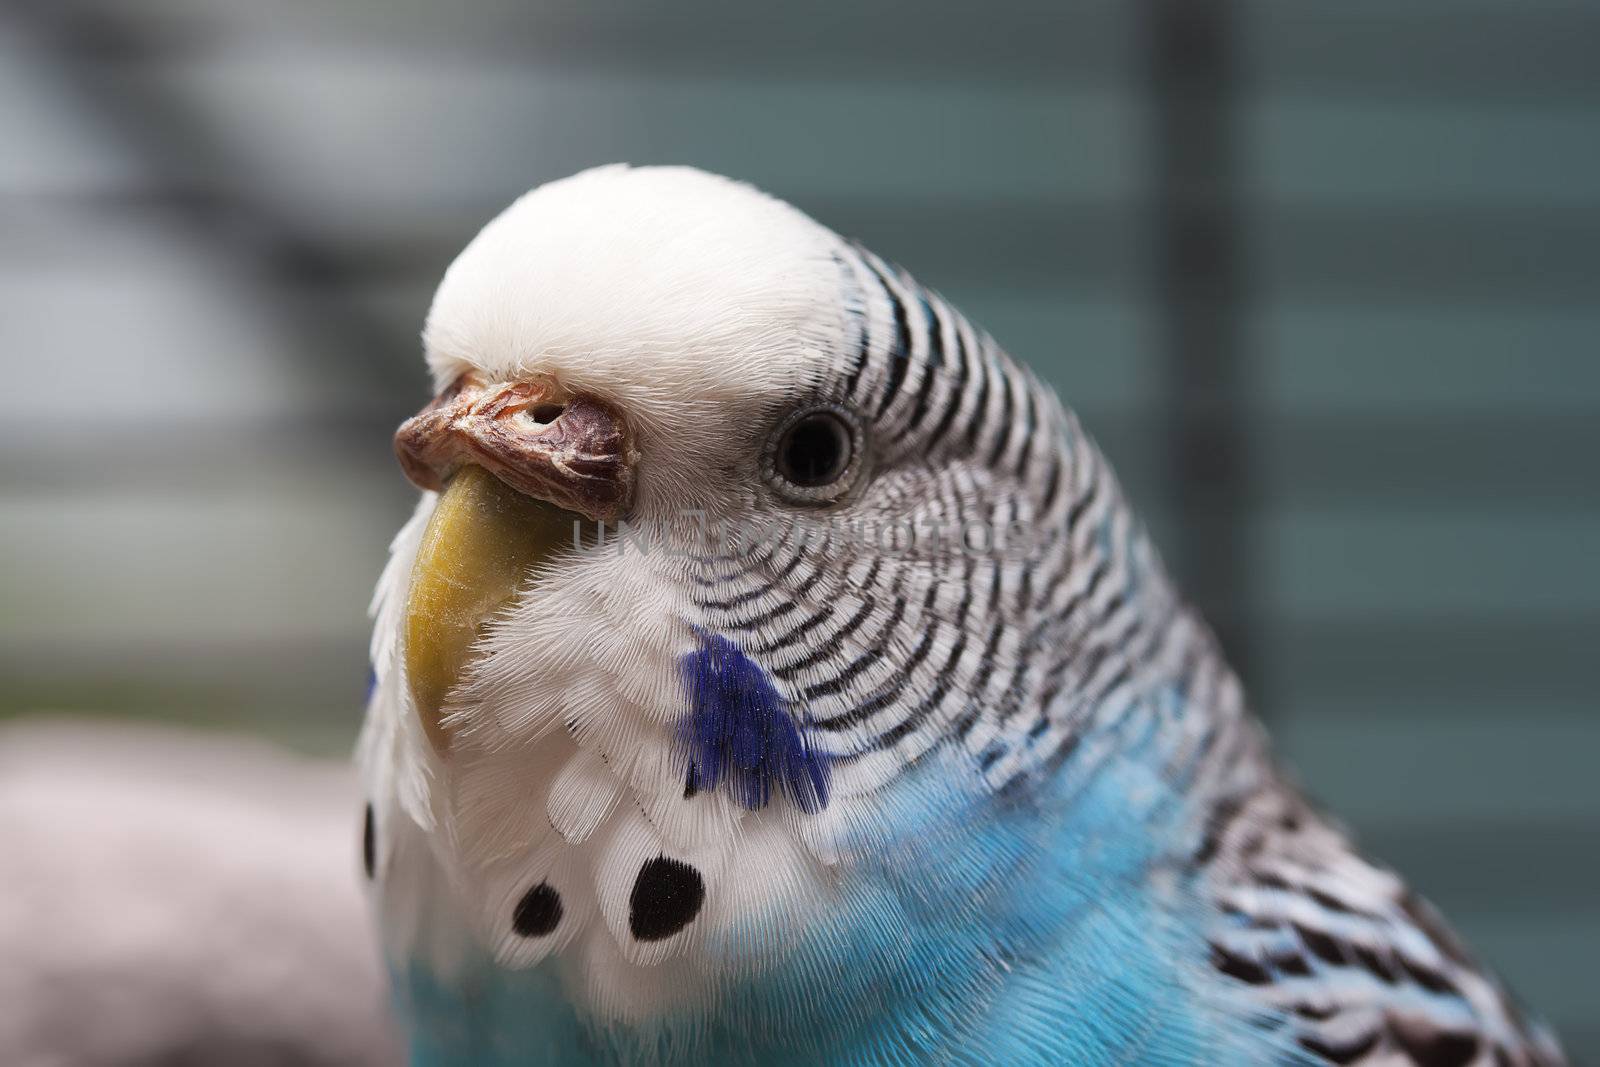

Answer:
[361,165,1149,1026]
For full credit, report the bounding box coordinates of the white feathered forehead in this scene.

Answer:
[421,165,853,415]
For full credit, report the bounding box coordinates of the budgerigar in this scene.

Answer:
[358,165,1566,1066]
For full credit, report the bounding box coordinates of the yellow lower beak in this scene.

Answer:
[404,465,584,754]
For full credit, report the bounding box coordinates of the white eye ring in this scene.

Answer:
[761,404,866,504]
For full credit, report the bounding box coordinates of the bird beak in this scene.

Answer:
[393,376,635,754]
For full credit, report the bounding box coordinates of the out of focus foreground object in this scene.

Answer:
[0,718,400,1067]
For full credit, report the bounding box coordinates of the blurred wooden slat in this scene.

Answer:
[58,0,1600,105]
[1251,306,1600,414]
[127,58,1141,209]
[1363,819,1600,915]
[1245,1,1600,103]
[1276,716,1600,827]
[56,0,1135,85]
[0,479,405,649]
[1250,414,1600,507]
[1259,617,1600,709]
[1246,99,1600,206]
[1258,509,1600,619]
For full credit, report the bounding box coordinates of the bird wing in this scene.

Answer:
[1201,781,1566,1067]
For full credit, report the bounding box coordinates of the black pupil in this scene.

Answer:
[780,414,850,487]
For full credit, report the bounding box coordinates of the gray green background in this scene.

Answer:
[2,1,1595,1055]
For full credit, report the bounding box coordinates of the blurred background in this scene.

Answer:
[1,0,1596,1058]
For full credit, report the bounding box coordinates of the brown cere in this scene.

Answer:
[394,374,637,522]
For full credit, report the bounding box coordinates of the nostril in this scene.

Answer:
[524,402,565,426]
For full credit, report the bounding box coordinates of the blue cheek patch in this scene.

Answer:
[678,634,832,813]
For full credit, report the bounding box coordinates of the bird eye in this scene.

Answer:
[779,414,850,486]
[763,406,864,504]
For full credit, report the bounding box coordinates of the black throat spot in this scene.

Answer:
[628,856,705,942]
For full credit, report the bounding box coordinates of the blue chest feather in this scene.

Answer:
[396,715,1312,1066]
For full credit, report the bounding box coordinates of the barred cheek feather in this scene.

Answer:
[358,165,1568,1065]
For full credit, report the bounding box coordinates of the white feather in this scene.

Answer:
[360,165,853,1020]
[545,749,623,846]
[421,164,852,524]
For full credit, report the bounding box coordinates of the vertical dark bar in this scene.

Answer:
[1140,0,1258,694]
